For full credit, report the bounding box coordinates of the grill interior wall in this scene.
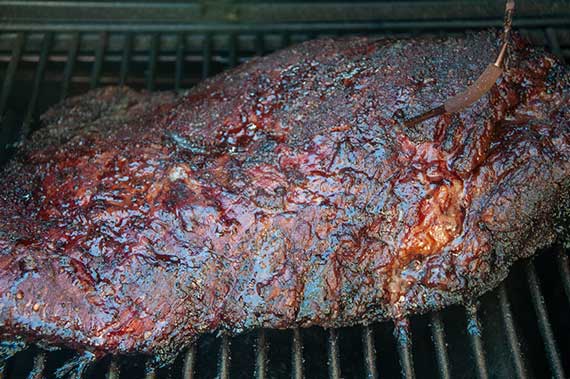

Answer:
[0,23,570,379]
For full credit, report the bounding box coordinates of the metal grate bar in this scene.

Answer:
[106,358,119,379]
[0,32,26,117]
[498,284,528,379]
[218,335,230,379]
[60,32,80,101]
[26,351,46,379]
[175,32,185,91]
[292,328,304,379]
[557,250,570,303]
[3,18,570,33]
[430,313,451,379]
[182,344,197,379]
[201,34,212,80]
[465,304,488,379]
[545,28,566,62]
[394,320,415,379]
[327,329,341,379]
[21,32,53,139]
[147,33,159,91]
[119,33,133,86]
[362,325,378,379]
[526,261,566,378]
[228,33,238,68]
[255,329,268,379]
[90,31,108,89]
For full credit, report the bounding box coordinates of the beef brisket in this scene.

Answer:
[1,31,570,360]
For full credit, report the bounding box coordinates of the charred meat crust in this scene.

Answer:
[1,31,570,360]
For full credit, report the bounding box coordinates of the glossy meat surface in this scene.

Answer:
[1,32,570,358]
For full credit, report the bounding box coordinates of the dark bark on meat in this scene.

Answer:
[1,31,570,360]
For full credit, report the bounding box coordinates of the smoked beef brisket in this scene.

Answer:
[1,31,570,359]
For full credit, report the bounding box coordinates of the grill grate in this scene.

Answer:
[497,283,528,379]
[465,304,488,379]
[1,11,570,379]
[430,313,451,379]
[526,262,565,378]
[291,328,303,379]
[395,321,415,378]
[362,325,378,379]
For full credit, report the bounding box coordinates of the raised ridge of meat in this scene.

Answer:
[1,31,570,360]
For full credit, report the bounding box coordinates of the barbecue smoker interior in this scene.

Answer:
[1,1,570,378]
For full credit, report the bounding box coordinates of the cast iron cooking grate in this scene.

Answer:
[1,3,570,378]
